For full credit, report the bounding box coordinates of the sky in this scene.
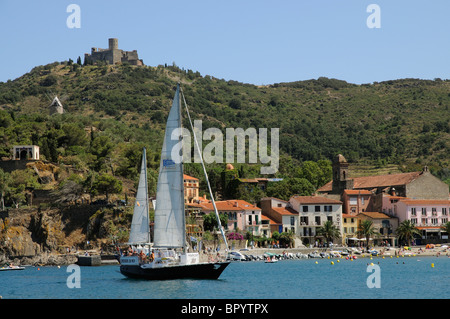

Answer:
[0,0,449,85]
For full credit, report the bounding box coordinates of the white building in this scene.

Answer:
[288,196,343,246]
[13,145,40,160]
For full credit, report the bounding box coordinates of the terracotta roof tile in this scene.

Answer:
[183,174,199,181]
[343,189,372,195]
[290,196,342,204]
[318,171,422,192]
[201,200,260,211]
[272,206,298,215]
[358,212,392,219]
[399,199,450,205]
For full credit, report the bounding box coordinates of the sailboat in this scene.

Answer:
[119,84,230,280]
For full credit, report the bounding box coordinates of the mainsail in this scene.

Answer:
[128,147,150,244]
[153,84,186,248]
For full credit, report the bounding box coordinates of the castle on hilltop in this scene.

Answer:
[84,38,144,66]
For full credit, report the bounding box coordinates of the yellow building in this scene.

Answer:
[342,213,360,246]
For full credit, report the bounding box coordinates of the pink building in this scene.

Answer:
[386,198,450,243]
[201,200,262,236]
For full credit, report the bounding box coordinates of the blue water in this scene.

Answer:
[1,256,449,299]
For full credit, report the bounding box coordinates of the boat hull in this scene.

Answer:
[120,262,230,280]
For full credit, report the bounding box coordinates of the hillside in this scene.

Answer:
[0,61,449,199]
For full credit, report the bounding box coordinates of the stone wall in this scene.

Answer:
[406,171,449,199]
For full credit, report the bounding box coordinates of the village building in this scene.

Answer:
[183,174,199,204]
[392,198,450,244]
[357,211,398,247]
[260,197,298,234]
[200,199,262,236]
[342,213,359,246]
[288,196,343,247]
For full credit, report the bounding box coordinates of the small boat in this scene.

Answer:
[0,265,25,271]
[265,257,277,263]
[119,85,230,280]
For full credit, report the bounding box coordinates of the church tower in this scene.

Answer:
[331,154,353,194]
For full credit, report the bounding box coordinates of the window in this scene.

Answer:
[344,227,348,234]
[290,217,295,226]
[315,206,321,212]
[324,205,332,212]
[349,197,357,205]
[411,207,416,216]
[302,206,308,212]
[431,218,438,225]
[432,208,437,216]
[327,216,333,222]
[422,208,427,215]
[411,218,417,225]
[361,197,365,205]
[315,216,321,225]
[442,208,447,215]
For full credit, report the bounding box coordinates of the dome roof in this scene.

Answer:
[335,154,347,163]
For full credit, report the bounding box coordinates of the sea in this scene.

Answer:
[1,256,448,316]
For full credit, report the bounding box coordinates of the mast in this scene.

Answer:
[180,86,229,251]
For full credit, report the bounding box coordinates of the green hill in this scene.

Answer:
[0,61,449,205]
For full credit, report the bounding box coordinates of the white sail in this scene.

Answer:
[153,84,186,248]
[128,148,151,244]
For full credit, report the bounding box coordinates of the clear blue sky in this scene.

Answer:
[0,0,449,85]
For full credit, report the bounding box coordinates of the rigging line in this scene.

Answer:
[179,85,228,252]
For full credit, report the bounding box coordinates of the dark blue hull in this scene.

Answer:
[120,262,230,280]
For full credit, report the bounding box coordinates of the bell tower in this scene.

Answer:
[332,154,353,194]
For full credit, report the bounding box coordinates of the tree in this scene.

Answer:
[203,212,228,232]
[51,179,84,205]
[396,220,421,246]
[316,220,341,245]
[357,220,379,251]
[279,230,295,248]
[266,178,314,201]
[91,173,122,202]
[0,168,11,210]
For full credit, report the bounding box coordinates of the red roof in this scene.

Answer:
[272,206,298,216]
[201,200,260,212]
[358,212,392,219]
[183,174,199,181]
[343,189,372,195]
[290,196,342,205]
[399,199,450,205]
[318,171,422,192]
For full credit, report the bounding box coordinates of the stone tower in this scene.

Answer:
[109,38,118,50]
[49,96,64,115]
[331,154,354,194]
